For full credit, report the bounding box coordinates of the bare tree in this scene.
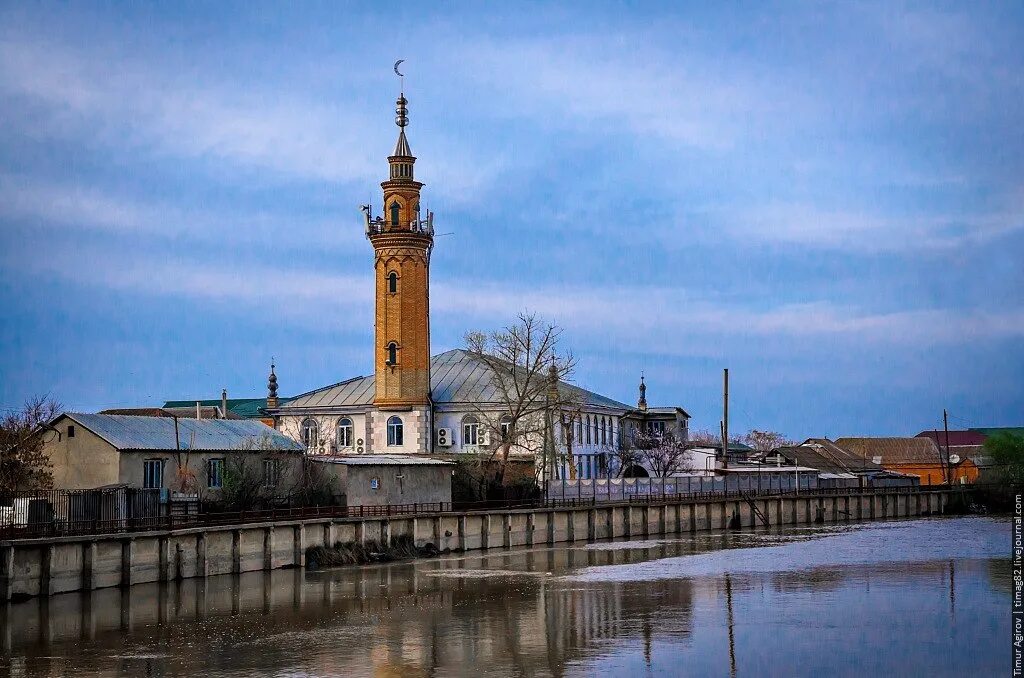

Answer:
[214,433,337,510]
[172,428,198,494]
[740,429,794,453]
[465,312,583,490]
[0,395,62,492]
[635,431,694,478]
[607,442,643,478]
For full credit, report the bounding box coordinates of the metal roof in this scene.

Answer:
[62,413,305,452]
[281,349,634,411]
[393,129,412,157]
[834,437,944,465]
[163,398,291,419]
[308,454,452,466]
[762,438,885,474]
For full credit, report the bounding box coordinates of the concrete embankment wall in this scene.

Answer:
[0,490,952,600]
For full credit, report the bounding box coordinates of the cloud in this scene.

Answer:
[0,34,501,203]
[698,200,1024,253]
[15,242,1024,349]
[0,173,364,252]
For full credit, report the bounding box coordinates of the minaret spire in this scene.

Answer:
[638,372,648,411]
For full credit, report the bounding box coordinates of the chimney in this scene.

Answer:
[221,389,228,419]
[196,401,201,420]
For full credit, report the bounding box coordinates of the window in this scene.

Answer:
[67,425,75,438]
[390,201,401,225]
[585,416,591,445]
[263,459,280,488]
[301,418,319,450]
[500,415,513,441]
[207,458,224,489]
[387,416,404,446]
[463,415,480,447]
[387,271,398,294]
[336,417,353,449]
[601,417,607,445]
[143,459,163,489]
[575,417,582,444]
[387,342,398,365]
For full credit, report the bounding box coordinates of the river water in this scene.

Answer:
[0,515,1010,677]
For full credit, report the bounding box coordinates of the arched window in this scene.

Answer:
[387,416,403,446]
[387,342,398,365]
[585,416,592,445]
[301,418,319,450]
[575,417,582,444]
[336,417,353,449]
[390,201,401,225]
[601,417,607,445]
[594,417,599,444]
[499,415,513,441]
[462,415,480,447]
[387,271,398,294]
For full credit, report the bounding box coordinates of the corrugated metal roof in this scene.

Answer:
[768,439,884,474]
[281,349,634,411]
[834,437,944,465]
[64,413,305,452]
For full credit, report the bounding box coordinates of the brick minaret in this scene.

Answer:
[364,90,434,411]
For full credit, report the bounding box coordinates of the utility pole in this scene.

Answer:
[943,408,952,485]
[722,368,729,471]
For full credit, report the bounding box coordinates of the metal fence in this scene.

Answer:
[0,487,165,539]
[0,483,954,541]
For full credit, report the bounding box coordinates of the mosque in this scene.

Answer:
[265,84,689,480]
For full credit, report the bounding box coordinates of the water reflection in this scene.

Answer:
[1,517,1010,677]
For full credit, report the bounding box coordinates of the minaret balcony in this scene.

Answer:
[362,207,435,239]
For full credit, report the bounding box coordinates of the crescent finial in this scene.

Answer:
[394,59,405,77]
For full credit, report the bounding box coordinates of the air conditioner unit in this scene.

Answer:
[437,428,453,447]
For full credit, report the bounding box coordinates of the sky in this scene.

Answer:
[0,1,1022,440]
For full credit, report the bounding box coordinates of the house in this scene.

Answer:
[41,413,304,492]
[754,438,918,488]
[263,89,689,482]
[834,436,978,486]
[309,455,452,507]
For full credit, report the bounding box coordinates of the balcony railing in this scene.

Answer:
[362,206,434,238]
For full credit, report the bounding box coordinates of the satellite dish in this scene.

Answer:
[948,454,961,465]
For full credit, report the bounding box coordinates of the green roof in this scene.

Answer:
[163,398,291,419]
[970,427,1024,438]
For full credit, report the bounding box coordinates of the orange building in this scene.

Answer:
[835,437,979,486]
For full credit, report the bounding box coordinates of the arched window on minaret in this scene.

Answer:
[387,342,398,365]
[390,201,401,226]
[388,271,398,294]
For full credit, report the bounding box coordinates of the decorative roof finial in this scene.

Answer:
[267,359,279,408]
[394,59,408,129]
[638,371,648,411]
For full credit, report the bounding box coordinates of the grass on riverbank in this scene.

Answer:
[306,535,443,569]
